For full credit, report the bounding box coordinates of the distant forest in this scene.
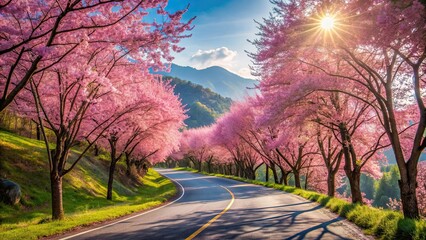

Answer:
[165,77,233,128]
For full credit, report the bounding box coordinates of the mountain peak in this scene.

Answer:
[158,64,256,100]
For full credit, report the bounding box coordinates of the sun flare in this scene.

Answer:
[320,15,335,30]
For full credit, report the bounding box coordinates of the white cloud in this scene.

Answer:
[190,47,237,68]
[237,68,254,79]
[186,47,255,79]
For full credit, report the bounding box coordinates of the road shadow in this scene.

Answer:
[76,169,359,240]
[75,203,352,240]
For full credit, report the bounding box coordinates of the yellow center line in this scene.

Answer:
[185,185,235,240]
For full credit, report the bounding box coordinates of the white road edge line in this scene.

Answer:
[60,172,185,240]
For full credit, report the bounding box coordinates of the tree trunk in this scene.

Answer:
[339,123,363,204]
[197,160,202,172]
[50,174,64,220]
[265,165,269,182]
[247,168,255,180]
[294,171,301,188]
[327,171,336,197]
[347,168,362,203]
[304,173,309,190]
[399,179,419,219]
[207,161,212,173]
[278,165,289,185]
[140,162,149,177]
[271,164,279,184]
[94,144,100,156]
[242,167,247,178]
[399,167,419,219]
[107,159,117,200]
[235,164,240,177]
[125,154,132,176]
[244,169,249,179]
[36,123,41,141]
[283,173,289,185]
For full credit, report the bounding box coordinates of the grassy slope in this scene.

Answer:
[0,130,176,239]
[174,167,426,240]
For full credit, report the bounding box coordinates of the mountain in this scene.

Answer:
[165,76,232,128]
[158,64,257,100]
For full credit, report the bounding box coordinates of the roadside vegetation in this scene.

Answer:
[174,167,426,240]
[0,0,191,221]
[0,130,176,240]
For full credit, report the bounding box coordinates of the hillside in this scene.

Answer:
[158,64,257,100]
[167,77,232,128]
[0,130,175,239]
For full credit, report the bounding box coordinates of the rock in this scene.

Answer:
[0,179,21,205]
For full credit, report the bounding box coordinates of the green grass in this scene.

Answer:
[0,169,176,240]
[174,167,426,240]
[0,130,176,239]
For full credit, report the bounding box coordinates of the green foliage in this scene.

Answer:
[0,130,52,210]
[360,174,375,200]
[254,164,278,183]
[0,130,176,239]
[166,77,232,128]
[173,167,199,173]
[374,166,400,208]
[186,101,216,128]
[175,167,426,240]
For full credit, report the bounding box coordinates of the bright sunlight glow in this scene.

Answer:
[320,15,335,30]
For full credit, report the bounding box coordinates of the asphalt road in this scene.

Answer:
[60,169,370,240]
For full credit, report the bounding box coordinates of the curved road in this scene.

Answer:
[60,169,369,240]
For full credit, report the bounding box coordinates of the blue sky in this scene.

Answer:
[164,1,273,79]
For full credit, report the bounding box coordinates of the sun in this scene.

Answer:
[320,15,335,30]
[298,11,355,47]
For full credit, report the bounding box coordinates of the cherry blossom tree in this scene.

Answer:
[212,111,264,180]
[269,123,318,189]
[11,2,192,217]
[209,145,234,174]
[16,52,131,219]
[252,49,387,201]
[260,74,386,202]
[309,92,386,203]
[315,126,343,197]
[97,77,185,200]
[212,99,286,180]
[251,0,425,218]
[0,0,194,112]
[178,127,222,172]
